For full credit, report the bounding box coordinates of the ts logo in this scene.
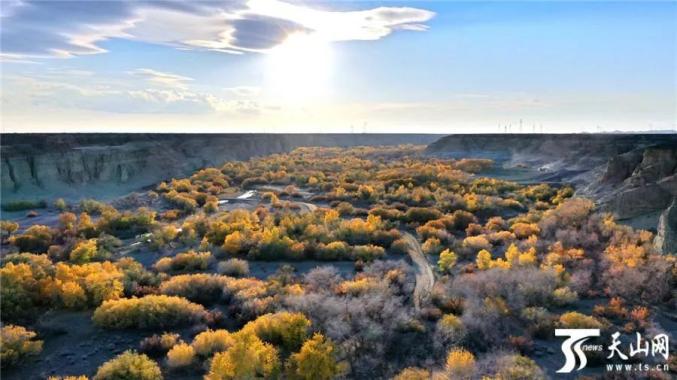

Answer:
[555,329,601,373]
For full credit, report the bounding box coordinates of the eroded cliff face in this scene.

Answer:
[589,145,677,220]
[654,198,677,255]
[426,134,677,251]
[1,134,440,202]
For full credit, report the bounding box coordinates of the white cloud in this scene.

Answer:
[4,74,263,115]
[247,0,435,42]
[130,68,193,88]
[0,0,435,58]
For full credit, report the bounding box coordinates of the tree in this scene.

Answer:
[286,334,341,380]
[206,331,280,380]
[476,249,492,270]
[438,249,457,273]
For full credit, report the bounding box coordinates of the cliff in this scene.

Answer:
[426,134,677,252]
[1,133,440,202]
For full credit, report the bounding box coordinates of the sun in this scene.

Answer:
[265,33,333,103]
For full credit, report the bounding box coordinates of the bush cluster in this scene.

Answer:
[1,325,43,368]
[93,295,207,329]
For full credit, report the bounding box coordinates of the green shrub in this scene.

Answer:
[1,199,47,212]
[93,295,206,329]
[93,350,162,380]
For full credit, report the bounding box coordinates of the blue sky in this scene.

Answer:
[1,1,675,133]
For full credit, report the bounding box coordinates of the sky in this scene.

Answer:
[1,0,675,133]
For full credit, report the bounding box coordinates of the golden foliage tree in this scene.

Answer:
[286,333,341,380]
[206,330,280,380]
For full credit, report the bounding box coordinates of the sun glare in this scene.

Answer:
[265,33,333,102]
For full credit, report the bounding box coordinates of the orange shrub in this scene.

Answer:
[445,348,475,378]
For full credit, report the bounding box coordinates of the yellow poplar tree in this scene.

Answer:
[286,334,341,380]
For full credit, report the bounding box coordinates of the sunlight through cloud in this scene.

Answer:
[265,33,334,103]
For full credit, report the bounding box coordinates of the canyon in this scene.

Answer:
[1,134,440,202]
[3,133,675,253]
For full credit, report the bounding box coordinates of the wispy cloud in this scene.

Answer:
[0,0,435,59]
[130,68,193,88]
[4,74,264,115]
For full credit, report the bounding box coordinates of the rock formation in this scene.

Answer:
[426,133,677,231]
[654,198,677,255]
[1,134,440,202]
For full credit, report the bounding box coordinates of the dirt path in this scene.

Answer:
[287,202,433,309]
[401,232,435,310]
